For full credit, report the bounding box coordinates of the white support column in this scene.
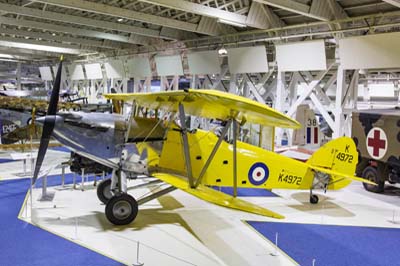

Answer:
[191,75,198,89]
[172,75,179,91]
[122,78,128,93]
[133,77,140,92]
[16,62,21,90]
[333,65,345,138]
[349,71,359,110]
[160,76,167,91]
[362,82,370,104]
[275,71,286,145]
[287,72,299,107]
[144,77,151,92]
[229,74,237,94]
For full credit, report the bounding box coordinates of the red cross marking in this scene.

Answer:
[367,130,386,157]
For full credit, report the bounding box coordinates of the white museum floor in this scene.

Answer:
[2,148,400,266]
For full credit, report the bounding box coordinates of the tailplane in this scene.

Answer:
[306,137,365,190]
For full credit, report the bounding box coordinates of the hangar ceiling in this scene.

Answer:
[0,0,399,63]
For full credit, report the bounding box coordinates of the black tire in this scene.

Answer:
[105,194,138,225]
[97,179,113,204]
[310,194,319,204]
[362,166,384,193]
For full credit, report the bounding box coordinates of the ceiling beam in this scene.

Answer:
[32,0,218,35]
[246,1,284,29]
[383,0,400,8]
[139,0,257,28]
[0,2,166,44]
[254,0,331,21]
[0,16,150,46]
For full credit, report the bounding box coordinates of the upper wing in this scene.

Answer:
[104,89,300,129]
[153,172,284,219]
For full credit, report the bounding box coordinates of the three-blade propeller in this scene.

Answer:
[32,59,63,184]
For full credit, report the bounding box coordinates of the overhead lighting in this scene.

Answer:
[0,40,83,54]
[52,33,56,36]
[217,18,246,28]
[117,18,124,22]
[0,53,13,58]
[218,47,227,55]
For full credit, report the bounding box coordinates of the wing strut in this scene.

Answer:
[178,103,194,188]
[194,119,232,187]
[232,118,238,197]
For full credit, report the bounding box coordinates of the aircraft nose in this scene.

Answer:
[35,116,45,125]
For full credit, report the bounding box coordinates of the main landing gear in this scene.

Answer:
[97,179,113,204]
[105,193,139,226]
[97,180,138,225]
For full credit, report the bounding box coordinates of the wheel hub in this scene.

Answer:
[103,184,113,199]
[113,200,132,220]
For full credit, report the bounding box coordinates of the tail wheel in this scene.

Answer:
[97,179,113,204]
[362,166,384,193]
[105,194,138,225]
[310,194,319,204]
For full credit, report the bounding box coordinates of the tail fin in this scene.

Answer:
[293,104,321,146]
[306,137,359,190]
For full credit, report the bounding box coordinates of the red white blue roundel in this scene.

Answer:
[248,162,269,186]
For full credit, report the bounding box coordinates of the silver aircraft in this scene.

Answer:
[32,60,167,225]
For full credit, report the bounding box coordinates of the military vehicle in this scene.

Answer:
[352,108,400,192]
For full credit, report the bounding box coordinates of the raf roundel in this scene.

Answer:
[248,162,269,186]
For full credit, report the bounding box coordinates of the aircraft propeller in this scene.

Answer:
[32,59,63,184]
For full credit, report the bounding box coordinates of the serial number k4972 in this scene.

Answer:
[278,173,302,185]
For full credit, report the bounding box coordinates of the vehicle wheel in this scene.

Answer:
[310,194,319,204]
[105,194,138,225]
[97,179,113,204]
[362,166,384,193]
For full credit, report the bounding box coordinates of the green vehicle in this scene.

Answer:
[352,108,400,193]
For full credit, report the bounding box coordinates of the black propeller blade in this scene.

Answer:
[32,59,63,184]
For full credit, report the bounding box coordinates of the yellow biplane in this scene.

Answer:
[32,60,374,225]
[103,89,373,223]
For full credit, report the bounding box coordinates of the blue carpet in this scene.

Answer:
[211,186,278,197]
[0,158,15,163]
[247,221,400,266]
[49,146,71,153]
[0,178,123,266]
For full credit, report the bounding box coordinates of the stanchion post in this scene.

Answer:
[270,232,279,256]
[132,241,144,266]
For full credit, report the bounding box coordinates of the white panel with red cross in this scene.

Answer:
[366,127,388,160]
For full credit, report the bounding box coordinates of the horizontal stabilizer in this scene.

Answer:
[307,164,377,186]
[153,172,284,219]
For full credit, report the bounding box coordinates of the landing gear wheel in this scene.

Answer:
[362,166,384,193]
[97,179,113,204]
[310,194,319,204]
[105,194,138,225]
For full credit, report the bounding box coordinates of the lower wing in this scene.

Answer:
[153,172,284,219]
